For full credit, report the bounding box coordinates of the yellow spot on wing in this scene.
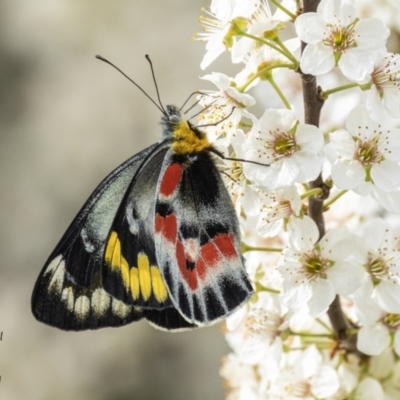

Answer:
[138,253,152,300]
[172,121,211,155]
[105,231,130,289]
[150,266,168,302]
[130,267,140,300]
[105,231,118,264]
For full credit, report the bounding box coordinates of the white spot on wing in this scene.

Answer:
[61,287,75,312]
[112,298,131,318]
[44,255,62,274]
[182,238,200,262]
[126,203,139,235]
[74,295,90,320]
[81,228,96,253]
[92,288,111,316]
[46,256,66,294]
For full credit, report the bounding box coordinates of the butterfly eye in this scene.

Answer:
[169,115,181,124]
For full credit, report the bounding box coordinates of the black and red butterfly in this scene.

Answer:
[31,57,254,331]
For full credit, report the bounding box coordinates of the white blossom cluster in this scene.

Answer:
[196,0,400,398]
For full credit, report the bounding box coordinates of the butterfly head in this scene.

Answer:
[161,105,211,155]
[160,105,182,138]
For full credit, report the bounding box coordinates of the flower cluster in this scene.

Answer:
[196,0,400,398]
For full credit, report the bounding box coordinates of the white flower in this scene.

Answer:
[256,185,302,237]
[355,377,385,400]
[217,130,260,216]
[325,106,400,212]
[354,280,395,356]
[225,292,285,365]
[367,53,400,121]
[295,0,389,81]
[220,352,260,397]
[197,0,260,69]
[264,345,340,398]
[235,37,300,91]
[231,1,279,64]
[244,109,324,190]
[199,72,256,139]
[279,216,363,316]
[355,219,400,314]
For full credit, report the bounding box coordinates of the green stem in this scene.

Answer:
[301,187,323,200]
[324,189,347,209]
[242,244,283,253]
[289,330,335,339]
[239,62,295,92]
[321,82,361,99]
[274,35,298,65]
[267,75,291,109]
[239,31,295,63]
[238,120,253,129]
[269,0,297,20]
[255,283,280,294]
[315,318,333,332]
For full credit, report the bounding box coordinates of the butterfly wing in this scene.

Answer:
[32,141,166,331]
[154,150,254,326]
[101,143,174,310]
[100,142,199,331]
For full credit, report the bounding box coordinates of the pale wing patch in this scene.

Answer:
[46,255,66,294]
[91,288,111,317]
[112,298,131,318]
[74,295,90,320]
[61,287,75,312]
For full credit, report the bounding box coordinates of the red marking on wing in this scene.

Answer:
[214,233,238,259]
[177,240,198,290]
[155,214,163,234]
[159,163,183,197]
[195,233,239,280]
[201,241,221,267]
[156,213,178,243]
[163,214,177,242]
[196,257,206,280]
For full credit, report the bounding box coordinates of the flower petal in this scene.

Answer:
[357,324,389,356]
[294,13,327,43]
[331,160,366,190]
[327,261,363,295]
[300,42,335,76]
[375,280,400,314]
[339,48,374,82]
[354,18,390,50]
[308,280,335,317]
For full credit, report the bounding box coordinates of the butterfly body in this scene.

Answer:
[32,105,253,331]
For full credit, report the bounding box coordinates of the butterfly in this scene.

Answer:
[31,56,254,332]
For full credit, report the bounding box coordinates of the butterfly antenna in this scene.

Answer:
[179,91,210,113]
[145,55,166,114]
[95,55,165,115]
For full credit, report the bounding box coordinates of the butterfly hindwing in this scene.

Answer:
[31,142,165,330]
[154,150,254,326]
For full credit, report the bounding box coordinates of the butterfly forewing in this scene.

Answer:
[154,150,253,326]
[101,143,175,310]
[31,142,163,330]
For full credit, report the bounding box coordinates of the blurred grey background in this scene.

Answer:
[0,1,233,399]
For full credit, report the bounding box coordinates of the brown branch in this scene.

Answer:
[301,0,359,354]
